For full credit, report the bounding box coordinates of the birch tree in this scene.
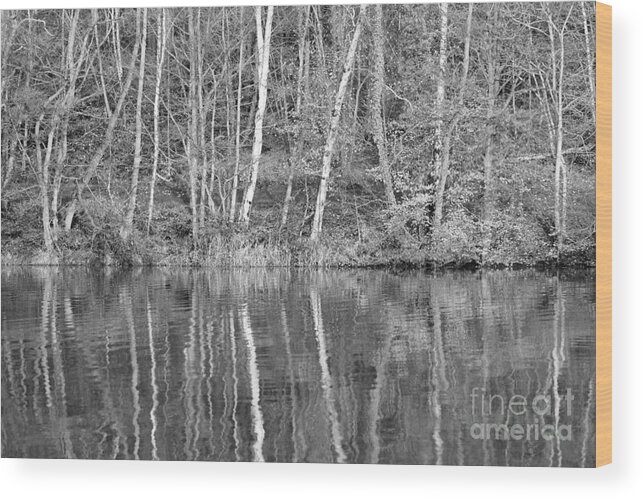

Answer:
[32,10,92,253]
[239,6,274,225]
[370,4,396,206]
[280,5,310,228]
[64,10,142,231]
[228,7,245,223]
[434,5,472,235]
[310,7,364,242]
[431,3,450,233]
[482,5,499,250]
[121,8,148,240]
[187,7,200,243]
[147,8,168,234]
[546,5,574,258]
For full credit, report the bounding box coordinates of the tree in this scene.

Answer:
[432,3,472,234]
[310,7,364,242]
[481,5,499,256]
[239,6,274,225]
[431,2,450,233]
[229,7,245,223]
[147,8,168,234]
[280,5,311,229]
[121,8,148,240]
[31,10,92,253]
[370,4,396,206]
[187,7,200,244]
[63,10,142,231]
[541,4,575,258]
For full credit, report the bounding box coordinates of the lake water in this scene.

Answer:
[1,267,596,466]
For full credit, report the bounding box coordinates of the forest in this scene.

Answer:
[0,3,597,268]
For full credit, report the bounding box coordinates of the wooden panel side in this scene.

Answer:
[595,1,612,468]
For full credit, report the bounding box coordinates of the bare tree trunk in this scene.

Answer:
[431,3,448,187]
[281,5,310,229]
[34,120,55,255]
[239,6,274,224]
[433,3,472,234]
[548,6,573,259]
[209,77,219,216]
[0,11,19,108]
[52,9,81,238]
[187,7,200,244]
[556,35,567,258]
[33,9,90,251]
[482,5,499,257]
[112,8,124,87]
[94,10,112,118]
[121,8,147,240]
[1,137,17,193]
[147,8,167,234]
[212,10,226,218]
[310,8,364,242]
[64,13,142,231]
[581,2,596,122]
[229,7,245,223]
[370,4,396,206]
[197,9,208,232]
[431,3,449,232]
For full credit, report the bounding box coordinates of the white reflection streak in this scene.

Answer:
[184,287,197,460]
[430,289,446,466]
[310,286,346,463]
[49,283,74,458]
[551,279,565,467]
[229,309,241,461]
[281,303,300,462]
[368,323,394,464]
[240,302,265,462]
[146,291,159,460]
[125,288,141,460]
[39,277,53,411]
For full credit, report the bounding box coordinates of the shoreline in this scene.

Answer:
[0,252,596,272]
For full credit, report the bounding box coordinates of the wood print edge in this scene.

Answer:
[595,1,612,468]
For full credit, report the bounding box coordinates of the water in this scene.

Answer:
[1,267,596,466]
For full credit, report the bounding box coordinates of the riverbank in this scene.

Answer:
[1,228,594,270]
[1,180,594,270]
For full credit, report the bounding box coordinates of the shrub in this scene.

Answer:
[1,199,43,256]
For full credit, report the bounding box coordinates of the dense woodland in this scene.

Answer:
[0,3,597,267]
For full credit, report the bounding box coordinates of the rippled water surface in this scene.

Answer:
[1,267,595,466]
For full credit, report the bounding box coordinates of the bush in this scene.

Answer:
[149,203,192,241]
[481,210,550,266]
[1,199,43,256]
[431,209,480,265]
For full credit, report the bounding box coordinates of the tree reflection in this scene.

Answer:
[1,268,596,466]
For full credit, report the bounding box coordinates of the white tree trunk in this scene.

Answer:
[147,8,167,234]
[370,4,396,206]
[64,13,142,231]
[239,6,274,224]
[187,7,200,244]
[121,8,147,240]
[431,3,449,232]
[229,7,245,223]
[482,5,498,253]
[310,9,363,242]
[280,5,310,229]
